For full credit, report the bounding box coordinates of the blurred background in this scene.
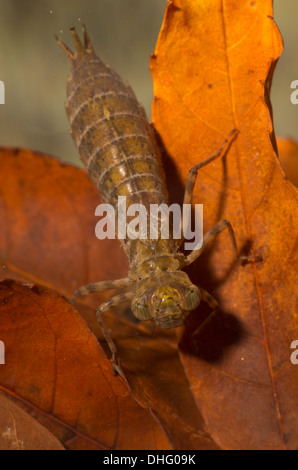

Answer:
[0,0,297,166]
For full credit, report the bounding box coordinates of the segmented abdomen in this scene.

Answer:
[65,47,167,212]
[58,29,179,275]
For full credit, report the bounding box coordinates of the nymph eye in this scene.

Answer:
[184,286,201,311]
[131,298,151,320]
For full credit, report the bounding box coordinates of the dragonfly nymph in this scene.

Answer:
[57,26,246,371]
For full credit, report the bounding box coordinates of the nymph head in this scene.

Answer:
[131,272,201,328]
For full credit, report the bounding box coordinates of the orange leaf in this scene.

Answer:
[0,280,171,450]
[151,0,298,450]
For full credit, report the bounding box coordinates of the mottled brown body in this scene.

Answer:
[62,30,180,279]
[57,27,246,369]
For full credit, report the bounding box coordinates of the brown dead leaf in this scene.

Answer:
[81,301,219,450]
[0,146,218,449]
[0,279,171,450]
[151,0,298,450]
[0,393,64,450]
